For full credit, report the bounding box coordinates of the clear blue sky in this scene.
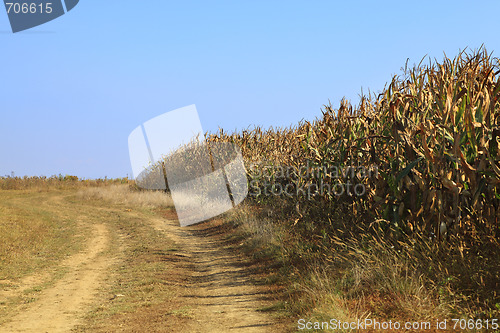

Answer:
[1,1,499,179]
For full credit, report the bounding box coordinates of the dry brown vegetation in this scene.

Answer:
[0,175,128,191]
[77,184,174,208]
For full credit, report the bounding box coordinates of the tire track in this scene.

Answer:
[148,215,279,332]
[1,223,112,333]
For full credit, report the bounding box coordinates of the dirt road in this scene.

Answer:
[0,190,283,332]
[1,223,113,333]
[147,213,278,332]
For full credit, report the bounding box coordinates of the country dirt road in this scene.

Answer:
[146,213,279,332]
[0,189,285,332]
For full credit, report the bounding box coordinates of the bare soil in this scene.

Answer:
[147,212,281,332]
[1,223,113,333]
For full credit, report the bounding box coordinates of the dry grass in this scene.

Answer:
[336,239,447,321]
[0,190,83,281]
[0,175,129,191]
[226,202,283,250]
[222,204,467,333]
[77,185,174,209]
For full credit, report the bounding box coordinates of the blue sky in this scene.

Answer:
[1,1,499,179]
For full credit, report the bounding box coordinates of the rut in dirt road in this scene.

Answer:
[0,223,113,333]
[149,215,281,333]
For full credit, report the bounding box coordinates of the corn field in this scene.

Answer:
[207,48,499,245]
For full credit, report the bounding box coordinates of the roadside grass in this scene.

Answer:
[220,198,499,332]
[77,184,173,208]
